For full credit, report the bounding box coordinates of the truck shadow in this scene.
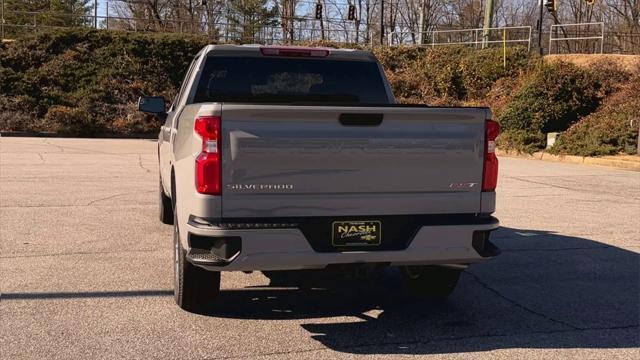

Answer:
[210,227,639,354]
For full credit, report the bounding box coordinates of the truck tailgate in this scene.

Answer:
[219,104,487,218]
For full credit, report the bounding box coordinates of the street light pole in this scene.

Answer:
[482,0,494,48]
[1,0,4,41]
[380,0,384,45]
[537,0,544,55]
[636,119,640,156]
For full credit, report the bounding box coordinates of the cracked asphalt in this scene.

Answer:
[1,137,639,359]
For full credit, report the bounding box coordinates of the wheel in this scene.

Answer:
[173,212,220,314]
[400,265,461,299]
[159,176,173,225]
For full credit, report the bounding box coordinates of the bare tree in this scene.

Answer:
[8,0,635,50]
[277,0,298,43]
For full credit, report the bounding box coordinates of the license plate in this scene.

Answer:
[332,221,381,246]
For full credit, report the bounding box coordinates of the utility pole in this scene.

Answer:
[380,0,384,44]
[636,119,640,156]
[537,0,544,55]
[94,0,98,29]
[417,0,425,44]
[1,0,5,41]
[482,0,494,48]
[317,1,325,40]
[289,0,295,43]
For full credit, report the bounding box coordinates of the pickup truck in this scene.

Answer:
[138,45,500,313]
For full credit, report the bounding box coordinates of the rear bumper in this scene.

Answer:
[183,216,499,271]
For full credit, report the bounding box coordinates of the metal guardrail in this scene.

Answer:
[388,26,532,51]
[549,22,605,55]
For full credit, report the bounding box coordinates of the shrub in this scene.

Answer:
[383,46,469,103]
[550,77,640,156]
[497,61,605,152]
[382,46,532,105]
[412,46,471,100]
[0,111,36,132]
[373,46,429,73]
[110,111,160,135]
[43,106,102,136]
[1,27,635,158]
[484,76,524,119]
[0,29,208,135]
[497,130,547,153]
[585,58,632,96]
[459,46,533,99]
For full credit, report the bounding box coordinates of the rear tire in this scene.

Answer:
[173,212,220,314]
[400,265,461,299]
[159,177,173,225]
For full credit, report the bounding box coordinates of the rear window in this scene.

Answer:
[193,56,389,104]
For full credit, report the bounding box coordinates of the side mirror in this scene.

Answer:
[138,96,166,120]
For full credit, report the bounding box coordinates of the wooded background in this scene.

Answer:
[2,0,638,49]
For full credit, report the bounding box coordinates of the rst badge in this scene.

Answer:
[449,182,478,189]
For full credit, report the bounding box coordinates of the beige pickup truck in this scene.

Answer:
[139,45,500,313]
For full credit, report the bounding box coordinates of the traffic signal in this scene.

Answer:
[200,0,207,5]
[348,5,356,21]
[315,3,323,20]
[585,0,595,4]
[545,0,556,13]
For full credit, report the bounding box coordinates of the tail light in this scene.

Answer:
[482,120,500,192]
[194,116,221,195]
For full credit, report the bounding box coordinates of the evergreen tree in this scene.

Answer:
[226,0,279,43]
[3,0,93,38]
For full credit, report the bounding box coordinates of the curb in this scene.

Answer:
[0,131,157,139]
[496,149,640,171]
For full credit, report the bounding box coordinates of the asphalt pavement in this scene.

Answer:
[1,137,639,359]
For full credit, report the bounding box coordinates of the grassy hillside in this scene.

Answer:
[550,76,640,156]
[0,29,207,135]
[1,29,638,155]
